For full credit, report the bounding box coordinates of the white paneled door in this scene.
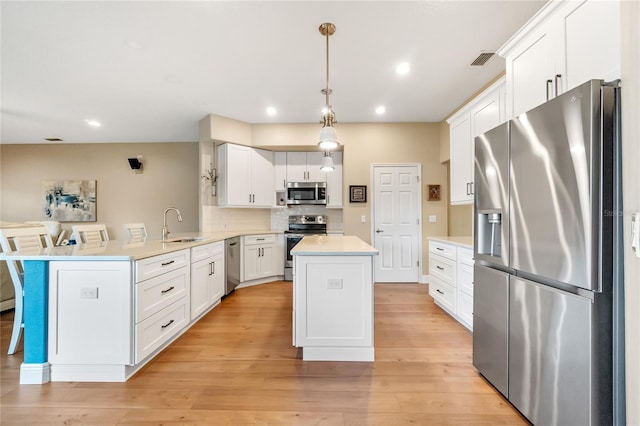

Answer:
[372,165,420,282]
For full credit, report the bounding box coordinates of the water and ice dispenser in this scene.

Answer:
[477,209,502,258]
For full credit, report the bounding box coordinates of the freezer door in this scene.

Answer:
[474,122,510,267]
[510,79,614,291]
[509,276,592,426]
[472,264,509,397]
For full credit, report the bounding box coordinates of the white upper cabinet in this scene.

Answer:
[448,77,506,205]
[499,0,620,118]
[286,151,326,182]
[326,151,343,208]
[217,143,274,208]
[274,151,287,191]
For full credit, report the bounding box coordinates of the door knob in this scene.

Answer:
[376,229,384,233]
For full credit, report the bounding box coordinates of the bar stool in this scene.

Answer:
[0,226,54,354]
[71,224,109,243]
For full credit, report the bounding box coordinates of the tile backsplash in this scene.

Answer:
[271,205,343,232]
[202,205,343,233]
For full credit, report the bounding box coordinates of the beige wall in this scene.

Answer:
[0,143,199,240]
[250,122,448,270]
[445,163,473,237]
[621,0,640,422]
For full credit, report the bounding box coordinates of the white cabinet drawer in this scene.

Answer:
[135,296,189,363]
[243,234,276,246]
[458,248,474,266]
[429,241,456,260]
[429,254,456,284]
[135,249,189,283]
[191,241,224,263]
[429,276,456,314]
[457,290,473,331]
[136,267,190,323]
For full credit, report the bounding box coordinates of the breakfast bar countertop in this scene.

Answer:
[0,229,284,261]
[291,235,378,256]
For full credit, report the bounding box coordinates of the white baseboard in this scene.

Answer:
[420,274,429,284]
[20,362,50,384]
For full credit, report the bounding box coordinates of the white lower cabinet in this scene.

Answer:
[134,249,191,363]
[190,241,225,320]
[428,240,474,331]
[242,234,279,282]
[48,261,133,366]
[47,249,192,381]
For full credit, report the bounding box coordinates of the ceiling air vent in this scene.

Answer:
[470,52,495,67]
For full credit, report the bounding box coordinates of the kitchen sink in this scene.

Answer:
[162,237,206,243]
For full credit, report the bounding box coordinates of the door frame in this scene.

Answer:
[370,163,423,282]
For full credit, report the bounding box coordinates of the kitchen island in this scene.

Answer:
[0,230,282,384]
[291,235,378,362]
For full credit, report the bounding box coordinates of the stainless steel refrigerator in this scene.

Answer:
[473,79,625,425]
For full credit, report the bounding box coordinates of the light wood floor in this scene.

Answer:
[0,282,526,425]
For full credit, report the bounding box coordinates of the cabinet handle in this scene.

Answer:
[466,182,470,195]
[436,289,444,295]
[546,79,553,101]
[249,194,252,203]
[554,74,562,96]
[212,261,215,274]
[436,247,444,251]
[256,238,265,241]
[436,266,445,270]
[161,286,175,294]
[209,262,213,276]
[283,179,286,188]
[161,260,175,267]
[161,319,175,329]
[469,182,474,195]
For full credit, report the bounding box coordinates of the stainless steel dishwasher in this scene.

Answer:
[224,237,240,297]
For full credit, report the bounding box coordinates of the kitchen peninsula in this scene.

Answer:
[1,230,282,384]
[291,235,378,361]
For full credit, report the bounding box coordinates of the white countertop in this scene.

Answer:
[427,236,473,249]
[291,235,378,256]
[0,230,283,261]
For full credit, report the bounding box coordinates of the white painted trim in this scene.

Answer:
[237,275,284,289]
[302,346,374,362]
[421,274,429,284]
[20,362,50,384]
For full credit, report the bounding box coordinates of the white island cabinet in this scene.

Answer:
[291,235,378,362]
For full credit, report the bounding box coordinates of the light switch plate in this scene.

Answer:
[361,215,366,223]
[429,215,437,223]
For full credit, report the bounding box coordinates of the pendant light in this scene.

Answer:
[320,151,335,171]
[318,22,339,150]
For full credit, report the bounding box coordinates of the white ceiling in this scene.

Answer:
[1,1,546,144]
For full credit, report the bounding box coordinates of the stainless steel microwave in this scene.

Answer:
[286,182,326,205]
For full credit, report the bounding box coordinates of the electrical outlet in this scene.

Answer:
[429,215,437,223]
[361,215,366,223]
[327,278,343,289]
[80,287,98,299]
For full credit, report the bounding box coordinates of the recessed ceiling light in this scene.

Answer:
[266,106,277,116]
[375,106,386,115]
[85,119,101,127]
[396,62,410,75]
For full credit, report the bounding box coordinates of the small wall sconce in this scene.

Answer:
[128,156,143,173]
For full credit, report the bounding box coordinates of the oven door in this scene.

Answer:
[285,234,304,267]
[284,234,303,281]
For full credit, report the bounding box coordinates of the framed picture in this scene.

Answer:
[42,179,97,222]
[428,184,441,201]
[349,185,367,203]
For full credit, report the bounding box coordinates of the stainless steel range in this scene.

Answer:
[284,215,327,281]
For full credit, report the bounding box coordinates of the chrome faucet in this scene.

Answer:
[162,207,183,240]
